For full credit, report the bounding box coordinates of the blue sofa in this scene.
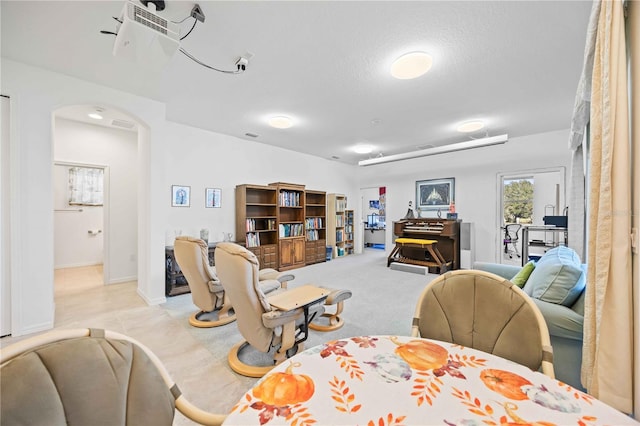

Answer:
[474,246,586,392]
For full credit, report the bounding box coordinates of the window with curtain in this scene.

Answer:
[68,166,104,206]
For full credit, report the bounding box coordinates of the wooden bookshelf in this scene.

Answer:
[270,182,306,271]
[235,184,278,269]
[345,209,354,255]
[327,193,348,258]
[305,190,327,264]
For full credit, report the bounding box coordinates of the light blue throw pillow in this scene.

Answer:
[524,246,585,306]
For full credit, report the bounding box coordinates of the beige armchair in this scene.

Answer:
[174,236,236,327]
[174,237,293,328]
[214,242,325,378]
[0,328,226,426]
[412,269,555,378]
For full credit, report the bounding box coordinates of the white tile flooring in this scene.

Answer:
[2,265,229,425]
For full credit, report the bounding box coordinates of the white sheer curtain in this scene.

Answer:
[568,1,601,261]
[68,167,104,206]
[580,0,633,414]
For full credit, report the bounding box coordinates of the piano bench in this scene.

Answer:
[387,238,451,274]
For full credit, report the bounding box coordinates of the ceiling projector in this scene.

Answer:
[112,0,180,65]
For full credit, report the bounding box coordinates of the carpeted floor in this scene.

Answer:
[162,249,439,423]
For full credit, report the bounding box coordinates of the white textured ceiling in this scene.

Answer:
[1,1,592,164]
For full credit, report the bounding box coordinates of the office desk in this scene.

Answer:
[224,335,637,425]
[364,227,385,246]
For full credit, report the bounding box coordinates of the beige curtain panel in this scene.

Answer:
[582,0,633,414]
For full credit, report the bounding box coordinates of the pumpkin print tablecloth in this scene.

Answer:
[224,336,638,425]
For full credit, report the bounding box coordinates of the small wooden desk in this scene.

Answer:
[387,237,450,273]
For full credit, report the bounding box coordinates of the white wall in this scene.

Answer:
[162,120,357,246]
[356,129,573,263]
[53,118,138,283]
[1,59,358,336]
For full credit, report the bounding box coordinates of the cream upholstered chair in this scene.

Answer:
[174,237,293,328]
[214,242,324,378]
[0,328,226,426]
[412,269,555,378]
[174,236,237,327]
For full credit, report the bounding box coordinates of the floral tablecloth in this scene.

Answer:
[224,335,638,425]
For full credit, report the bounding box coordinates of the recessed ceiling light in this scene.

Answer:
[268,116,293,129]
[88,112,103,120]
[391,52,433,79]
[457,120,485,133]
[353,145,373,154]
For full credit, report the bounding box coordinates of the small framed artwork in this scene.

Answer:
[171,185,191,207]
[205,187,221,208]
[416,177,455,211]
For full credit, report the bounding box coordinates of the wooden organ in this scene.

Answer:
[391,219,461,271]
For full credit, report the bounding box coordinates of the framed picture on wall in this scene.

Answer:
[416,178,455,211]
[205,188,221,208]
[171,185,191,207]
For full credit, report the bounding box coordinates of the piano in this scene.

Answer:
[392,218,461,271]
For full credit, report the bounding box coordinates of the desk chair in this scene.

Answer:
[0,328,226,426]
[412,270,554,378]
[503,223,522,259]
[214,242,324,378]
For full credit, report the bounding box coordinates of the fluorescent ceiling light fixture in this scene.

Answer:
[391,52,433,79]
[268,116,293,129]
[457,120,485,133]
[88,112,103,120]
[353,144,373,154]
[358,134,508,166]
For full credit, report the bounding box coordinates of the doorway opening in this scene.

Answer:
[52,106,139,301]
[497,167,566,265]
[361,186,386,252]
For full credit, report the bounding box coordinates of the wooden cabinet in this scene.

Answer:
[305,190,327,264]
[327,193,348,258]
[235,185,278,269]
[270,182,306,271]
[247,244,278,269]
[279,238,306,269]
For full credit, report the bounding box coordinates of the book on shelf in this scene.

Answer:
[306,229,319,241]
[336,230,343,242]
[305,217,323,229]
[278,223,304,238]
[279,191,301,207]
[336,215,344,227]
[246,232,261,247]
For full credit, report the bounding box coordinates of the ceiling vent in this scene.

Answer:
[112,1,180,65]
[111,118,136,129]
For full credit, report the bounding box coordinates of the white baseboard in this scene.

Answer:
[54,261,103,269]
[136,288,166,306]
[108,275,137,285]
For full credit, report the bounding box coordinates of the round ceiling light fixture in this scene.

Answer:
[88,108,104,120]
[391,52,433,79]
[457,120,485,133]
[268,116,293,129]
[353,144,373,154]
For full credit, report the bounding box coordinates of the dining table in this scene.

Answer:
[223,335,638,425]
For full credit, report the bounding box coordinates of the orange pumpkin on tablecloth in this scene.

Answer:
[252,362,315,406]
[391,337,448,370]
[480,369,532,401]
